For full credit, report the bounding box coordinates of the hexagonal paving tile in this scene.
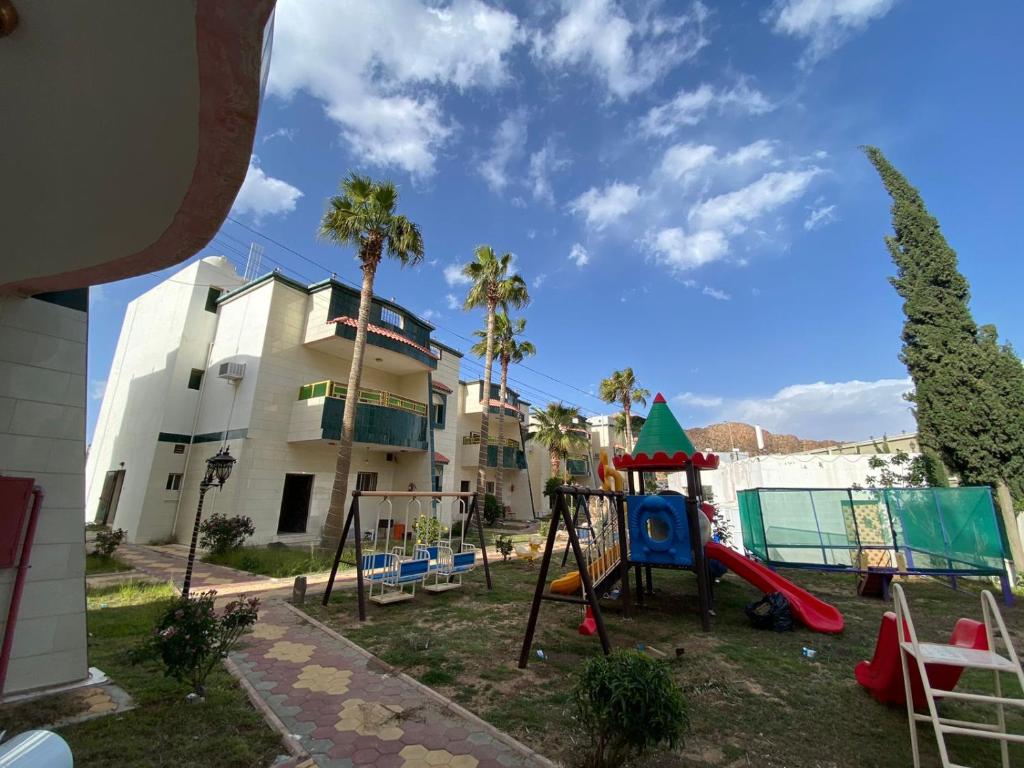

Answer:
[398,745,479,768]
[251,622,289,641]
[335,698,405,741]
[294,664,353,695]
[265,640,317,663]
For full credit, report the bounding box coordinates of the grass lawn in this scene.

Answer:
[0,581,282,767]
[85,552,132,575]
[204,545,336,577]
[304,558,1024,768]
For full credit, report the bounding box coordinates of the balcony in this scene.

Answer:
[288,381,428,450]
[460,433,527,470]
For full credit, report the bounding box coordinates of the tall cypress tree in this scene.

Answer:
[864,146,1024,501]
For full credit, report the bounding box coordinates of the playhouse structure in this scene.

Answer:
[518,394,844,667]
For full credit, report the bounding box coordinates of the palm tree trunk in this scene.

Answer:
[623,400,634,450]
[549,450,560,479]
[322,262,377,547]
[495,356,509,516]
[476,302,496,520]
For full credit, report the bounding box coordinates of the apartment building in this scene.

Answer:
[86,260,549,543]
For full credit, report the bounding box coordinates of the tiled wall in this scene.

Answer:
[0,294,88,694]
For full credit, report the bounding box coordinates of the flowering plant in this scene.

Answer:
[133,591,259,695]
[198,514,255,555]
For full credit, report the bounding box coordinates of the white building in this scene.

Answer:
[87,261,539,543]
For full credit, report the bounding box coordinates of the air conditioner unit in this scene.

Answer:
[217,361,246,381]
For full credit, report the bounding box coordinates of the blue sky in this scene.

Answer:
[87,0,1024,444]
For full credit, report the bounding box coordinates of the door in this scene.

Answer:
[277,474,314,534]
[96,469,125,525]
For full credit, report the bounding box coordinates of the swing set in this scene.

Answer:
[321,490,492,620]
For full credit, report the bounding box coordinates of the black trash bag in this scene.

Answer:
[744,592,794,632]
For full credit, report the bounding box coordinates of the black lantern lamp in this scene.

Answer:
[182,445,236,596]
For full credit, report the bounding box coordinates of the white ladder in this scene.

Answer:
[894,583,1024,767]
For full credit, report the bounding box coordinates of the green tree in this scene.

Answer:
[462,248,529,518]
[319,174,424,546]
[472,313,536,511]
[613,413,645,448]
[527,402,589,480]
[598,368,649,449]
[865,146,1024,561]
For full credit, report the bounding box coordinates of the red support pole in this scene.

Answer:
[0,486,44,692]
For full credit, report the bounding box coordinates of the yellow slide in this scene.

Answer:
[549,544,620,595]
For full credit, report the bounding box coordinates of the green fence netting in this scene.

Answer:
[735,486,1005,574]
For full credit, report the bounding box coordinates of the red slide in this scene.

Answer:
[705,541,845,634]
[855,611,987,708]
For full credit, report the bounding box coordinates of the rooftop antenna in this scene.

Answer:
[243,242,265,281]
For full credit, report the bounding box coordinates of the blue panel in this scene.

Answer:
[399,559,430,578]
[626,494,694,567]
[453,552,476,569]
[362,553,390,570]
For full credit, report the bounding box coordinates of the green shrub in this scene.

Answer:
[573,650,688,767]
[132,591,259,695]
[483,493,501,525]
[413,514,446,545]
[94,527,127,558]
[450,520,463,539]
[495,535,514,561]
[198,514,255,555]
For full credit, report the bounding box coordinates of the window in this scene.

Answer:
[187,368,204,390]
[486,481,495,495]
[165,473,182,491]
[380,306,404,329]
[432,466,443,493]
[356,472,378,492]
[173,444,186,454]
[431,394,446,428]
[204,286,223,313]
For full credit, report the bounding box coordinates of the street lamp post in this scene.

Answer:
[181,446,236,597]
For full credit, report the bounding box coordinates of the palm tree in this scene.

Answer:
[463,247,529,518]
[613,412,646,448]
[319,174,424,547]
[527,402,589,480]
[599,368,650,450]
[472,313,536,511]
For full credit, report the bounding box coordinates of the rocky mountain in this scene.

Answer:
[686,421,839,455]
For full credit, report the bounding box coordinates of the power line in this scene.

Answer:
[218,218,611,415]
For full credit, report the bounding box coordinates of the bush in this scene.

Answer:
[199,514,255,555]
[413,514,446,545]
[133,591,259,695]
[449,520,463,539]
[94,528,127,558]
[483,493,502,525]
[495,535,514,561]
[573,650,688,768]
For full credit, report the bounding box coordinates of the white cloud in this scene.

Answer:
[89,379,107,401]
[689,168,821,233]
[445,293,460,310]
[767,0,897,66]
[528,140,570,204]
[639,81,773,137]
[569,182,642,230]
[421,308,439,321]
[533,0,709,99]
[674,391,723,408]
[526,228,537,240]
[702,285,731,301]
[660,143,717,182]
[532,273,547,289]
[645,227,729,272]
[261,127,296,143]
[722,139,777,166]
[569,242,590,268]
[443,263,472,287]
[479,110,528,193]
[804,203,838,230]
[268,0,522,176]
[725,377,914,440]
[231,155,303,222]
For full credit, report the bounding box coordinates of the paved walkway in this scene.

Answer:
[118,543,272,591]
[230,602,550,768]
[111,544,551,767]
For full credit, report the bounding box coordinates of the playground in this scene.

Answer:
[305,555,1023,767]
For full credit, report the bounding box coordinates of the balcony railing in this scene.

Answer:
[461,432,518,448]
[297,380,427,417]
